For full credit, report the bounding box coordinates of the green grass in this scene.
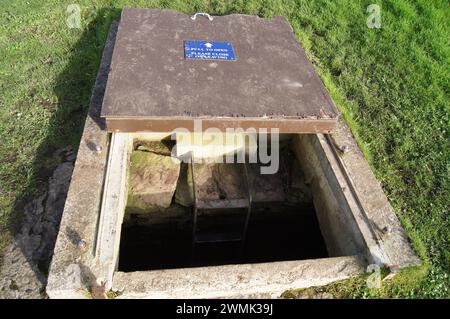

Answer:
[0,0,448,298]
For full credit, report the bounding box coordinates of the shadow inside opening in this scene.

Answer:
[118,203,328,272]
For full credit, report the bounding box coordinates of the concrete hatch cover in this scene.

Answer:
[100,9,339,133]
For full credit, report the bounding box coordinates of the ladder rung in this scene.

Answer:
[194,231,243,244]
[196,198,249,210]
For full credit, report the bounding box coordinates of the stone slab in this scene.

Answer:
[127,151,181,212]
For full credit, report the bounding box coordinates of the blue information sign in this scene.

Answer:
[184,41,236,61]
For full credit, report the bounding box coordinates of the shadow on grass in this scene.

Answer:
[7,8,121,294]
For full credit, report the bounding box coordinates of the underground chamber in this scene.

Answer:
[117,134,361,272]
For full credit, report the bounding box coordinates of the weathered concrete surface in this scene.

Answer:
[132,132,173,141]
[328,119,421,269]
[95,133,131,290]
[193,162,248,208]
[247,163,284,203]
[175,132,257,160]
[0,148,74,299]
[293,134,366,258]
[127,151,180,213]
[46,22,119,299]
[293,118,420,269]
[112,255,366,299]
[283,150,313,204]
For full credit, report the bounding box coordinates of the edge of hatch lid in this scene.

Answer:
[105,117,336,134]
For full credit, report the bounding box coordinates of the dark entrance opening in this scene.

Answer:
[118,203,328,271]
[118,138,329,272]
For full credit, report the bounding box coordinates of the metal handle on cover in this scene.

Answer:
[191,12,213,21]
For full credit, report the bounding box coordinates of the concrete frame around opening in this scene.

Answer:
[46,22,420,299]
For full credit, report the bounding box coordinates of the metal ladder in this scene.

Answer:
[190,155,252,259]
